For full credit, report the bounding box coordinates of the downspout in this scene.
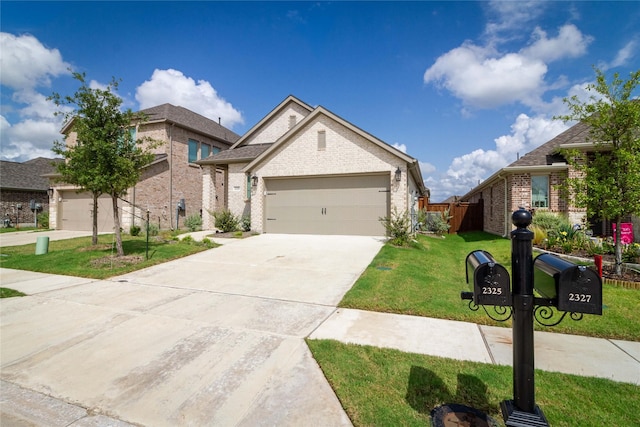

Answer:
[504,176,509,237]
[169,123,174,230]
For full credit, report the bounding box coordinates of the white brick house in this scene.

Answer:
[198,96,428,236]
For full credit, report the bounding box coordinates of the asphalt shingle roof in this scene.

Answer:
[1,157,63,191]
[197,144,273,164]
[140,104,241,144]
[508,121,591,167]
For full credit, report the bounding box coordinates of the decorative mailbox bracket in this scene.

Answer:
[461,208,603,427]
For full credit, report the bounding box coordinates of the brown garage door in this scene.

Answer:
[264,174,389,235]
[59,191,114,232]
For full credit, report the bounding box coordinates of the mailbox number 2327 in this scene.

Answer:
[482,287,502,295]
[568,293,592,303]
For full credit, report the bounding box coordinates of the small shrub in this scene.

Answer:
[379,208,411,246]
[241,215,251,232]
[211,209,240,233]
[531,211,570,232]
[622,243,640,263]
[425,209,451,235]
[146,222,159,237]
[37,211,49,229]
[530,224,547,246]
[130,224,141,236]
[181,235,194,243]
[184,214,202,232]
[234,230,243,238]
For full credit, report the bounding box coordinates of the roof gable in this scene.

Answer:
[244,105,416,172]
[229,95,313,149]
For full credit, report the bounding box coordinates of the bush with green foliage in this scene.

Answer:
[241,215,251,232]
[379,208,412,246]
[146,223,159,237]
[37,211,49,229]
[531,210,570,232]
[211,209,240,233]
[184,214,202,232]
[425,209,451,235]
[129,224,141,236]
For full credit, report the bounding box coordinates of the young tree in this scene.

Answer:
[51,72,156,256]
[556,68,640,274]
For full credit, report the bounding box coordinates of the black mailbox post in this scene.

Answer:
[461,208,603,426]
[465,250,511,306]
[534,253,602,315]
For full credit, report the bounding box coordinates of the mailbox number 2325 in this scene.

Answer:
[482,287,503,295]
[568,293,592,303]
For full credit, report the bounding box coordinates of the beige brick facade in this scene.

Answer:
[205,110,420,233]
[50,116,230,231]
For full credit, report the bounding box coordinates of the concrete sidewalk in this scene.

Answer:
[0,230,108,248]
[310,308,640,385]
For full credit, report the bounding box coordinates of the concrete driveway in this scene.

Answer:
[0,234,384,426]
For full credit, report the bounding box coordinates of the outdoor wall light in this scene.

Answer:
[251,175,258,187]
[47,188,54,198]
[395,167,402,182]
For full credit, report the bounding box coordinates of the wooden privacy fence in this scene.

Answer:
[418,200,484,234]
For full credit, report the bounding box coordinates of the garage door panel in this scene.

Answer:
[60,192,114,232]
[264,175,389,236]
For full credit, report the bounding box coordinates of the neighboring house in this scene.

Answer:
[461,122,591,237]
[48,104,240,232]
[1,157,63,227]
[197,95,428,236]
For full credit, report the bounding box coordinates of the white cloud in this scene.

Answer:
[135,69,244,129]
[425,114,569,201]
[0,33,70,161]
[484,0,546,38]
[419,161,436,175]
[522,25,592,63]
[424,24,593,110]
[600,38,638,70]
[0,32,70,90]
[392,142,407,153]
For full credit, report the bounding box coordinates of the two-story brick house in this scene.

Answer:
[49,104,240,231]
[197,95,428,236]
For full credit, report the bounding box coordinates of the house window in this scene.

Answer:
[532,175,549,208]
[246,174,252,200]
[212,146,221,155]
[317,130,326,151]
[188,139,199,163]
[201,143,211,159]
[289,115,297,129]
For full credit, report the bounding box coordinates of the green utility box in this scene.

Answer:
[35,236,49,255]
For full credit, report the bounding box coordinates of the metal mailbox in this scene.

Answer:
[533,253,602,315]
[465,250,511,306]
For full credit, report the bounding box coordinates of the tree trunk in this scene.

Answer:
[92,193,99,245]
[614,218,623,275]
[112,193,124,257]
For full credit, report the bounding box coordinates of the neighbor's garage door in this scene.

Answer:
[59,191,114,232]
[264,174,389,235]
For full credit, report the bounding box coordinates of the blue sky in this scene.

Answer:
[1,1,639,201]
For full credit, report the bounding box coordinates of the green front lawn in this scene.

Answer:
[0,233,215,279]
[308,339,640,427]
[340,232,640,341]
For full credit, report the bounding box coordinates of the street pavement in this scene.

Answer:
[1,233,639,426]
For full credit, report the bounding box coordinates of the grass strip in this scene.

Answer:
[0,234,214,279]
[340,232,640,341]
[0,288,27,298]
[308,339,640,427]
